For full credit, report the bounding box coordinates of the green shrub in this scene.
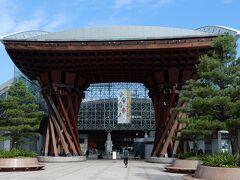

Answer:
[201,153,240,168]
[177,152,240,167]
[186,156,201,160]
[0,149,38,158]
[177,152,196,159]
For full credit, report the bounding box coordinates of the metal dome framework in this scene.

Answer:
[1,26,212,41]
[197,25,240,39]
[78,83,155,131]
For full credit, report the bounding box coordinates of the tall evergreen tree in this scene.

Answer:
[178,34,240,153]
[0,81,44,149]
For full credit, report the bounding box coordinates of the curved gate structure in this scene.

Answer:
[1,26,226,157]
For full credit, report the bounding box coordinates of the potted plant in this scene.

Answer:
[184,153,240,180]
[0,149,44,171]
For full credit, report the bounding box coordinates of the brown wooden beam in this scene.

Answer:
[160,121,178,156]
[68,95,81,148]
[4,37,214,51]
[46,102,70,155]
[47,95,78,155]
[58,96,81,155]
[152,93,177,157]
[172,122,187,156]
[43,121,50,156]
[49,118,58,156]
[160,110,186,156]
[151,94,164,156]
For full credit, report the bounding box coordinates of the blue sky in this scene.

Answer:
[0,0,240,84]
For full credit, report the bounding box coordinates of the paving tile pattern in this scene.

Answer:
[0,159,184,180]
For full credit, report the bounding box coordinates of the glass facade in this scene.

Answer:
[14,67,47,110]
[79,83,155,131]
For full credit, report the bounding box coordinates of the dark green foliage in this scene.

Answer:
[0,149,37,158]
[201,153,240,168]
[176,151,196,159]
[177,152,240,168]
[0,81,44,149]
[178,34,240,153]
[186,156,200,160]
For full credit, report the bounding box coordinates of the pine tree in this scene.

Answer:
[0,80,44,149]
[178,34,240,153]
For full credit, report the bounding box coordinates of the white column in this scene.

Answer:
[144,132,148,138]
[105,132,113,155]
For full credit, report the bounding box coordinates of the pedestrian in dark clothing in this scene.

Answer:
[86,150,89,158]
[197,148,204,155]
[123,148,129,168]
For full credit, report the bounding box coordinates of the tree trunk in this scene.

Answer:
[11,134,20,150]
[230,130,240,155]
[192,139,197,154]
[11,140,17,150]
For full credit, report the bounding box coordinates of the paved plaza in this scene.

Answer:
[0,159,184,180]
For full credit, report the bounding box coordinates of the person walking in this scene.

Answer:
[123,148,129,168]
[86,149,89,158]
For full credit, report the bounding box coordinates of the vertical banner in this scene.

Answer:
[117,90,131,123]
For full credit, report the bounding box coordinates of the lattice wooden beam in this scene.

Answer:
[149,69,192,157]
[151,92,178,157]
[172,123,187,156]
[160,111,186,156]
[39,72,87,156]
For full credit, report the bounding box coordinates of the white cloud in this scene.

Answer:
[15,10,46,32]
[0,0,19,36]
[0,15,16,36]
[0,1,66,36]
[42,14,66,32]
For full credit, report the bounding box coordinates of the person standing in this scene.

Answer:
[86,149,89,158]
[123,148,129,168]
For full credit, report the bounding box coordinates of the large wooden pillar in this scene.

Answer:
[146,69,193,157]
[37,71,88,156]
[149,84,178,157]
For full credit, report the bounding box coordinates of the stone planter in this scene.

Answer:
[38,156,86,163]
[165,159,200,173]
[145,157,175,164]
[0,157,44,171]
[184,165,240,180]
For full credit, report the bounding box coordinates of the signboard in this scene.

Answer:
[117,90,131,124]
[112,151,117,159]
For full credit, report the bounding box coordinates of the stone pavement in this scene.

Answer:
[0,159,184,180]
